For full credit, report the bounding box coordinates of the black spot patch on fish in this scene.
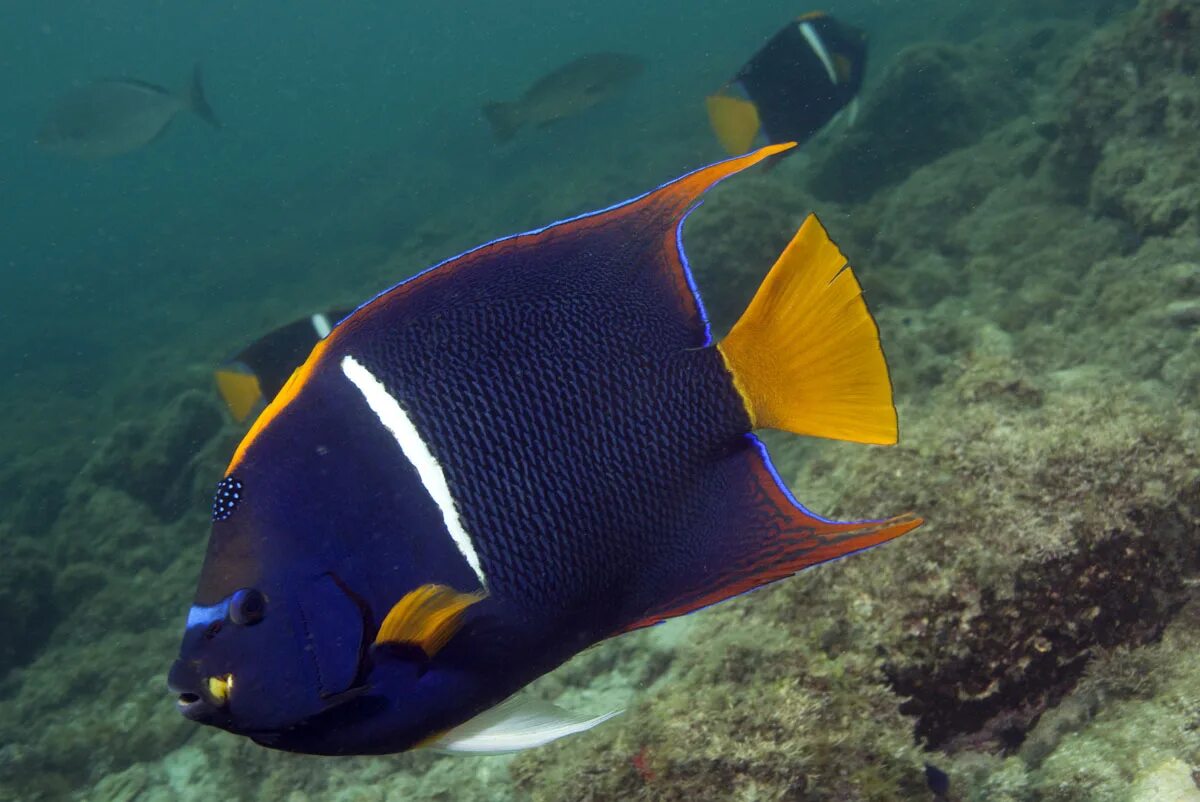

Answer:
[212,476,244,522]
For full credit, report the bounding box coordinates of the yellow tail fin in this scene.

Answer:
[717,214,897,445]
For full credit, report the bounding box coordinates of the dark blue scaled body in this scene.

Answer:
[168,145,920,756]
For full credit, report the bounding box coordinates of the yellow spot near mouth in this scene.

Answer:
[207,674,233,705]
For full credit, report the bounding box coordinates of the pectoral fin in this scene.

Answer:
[373,584,485,659]
[428,695,621,755]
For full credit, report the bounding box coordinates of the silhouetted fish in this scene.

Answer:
[36,64,220,159]
[482,52,644,143]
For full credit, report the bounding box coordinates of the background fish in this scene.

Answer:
[36,64,220,159]
[214,308,354,423]
[706,12,867,155]
[482,52,645,143]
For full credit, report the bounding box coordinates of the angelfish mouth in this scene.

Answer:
[176,691,204,714]
[174,674,233,720]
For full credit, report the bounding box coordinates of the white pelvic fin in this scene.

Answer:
[428,695,621,755]
[799,22,838,86]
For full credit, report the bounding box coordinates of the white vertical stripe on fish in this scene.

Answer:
[340,354,488,590]
[799,22,839,86]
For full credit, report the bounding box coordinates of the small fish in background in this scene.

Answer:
[706,12,867,156]
[215,309,353,423]
[168,144,921,756]
[36,64,220,159]
[482,52,645,143]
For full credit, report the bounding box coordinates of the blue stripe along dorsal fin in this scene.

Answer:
[616,435,921,634]
[345,144,795,351]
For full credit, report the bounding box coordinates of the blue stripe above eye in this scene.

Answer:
[187,598,231,630]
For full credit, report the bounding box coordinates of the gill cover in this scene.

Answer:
[298,574,365,698]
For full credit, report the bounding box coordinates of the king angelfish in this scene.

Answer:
[167,143,922,756]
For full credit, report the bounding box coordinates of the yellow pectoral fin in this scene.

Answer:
[374,584,486,659]
[705,93,761,155]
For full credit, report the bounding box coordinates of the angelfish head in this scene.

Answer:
[168,474,368,737]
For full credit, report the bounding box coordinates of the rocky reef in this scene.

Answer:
[1,0,1198,800]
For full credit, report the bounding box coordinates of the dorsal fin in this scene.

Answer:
[222,145,795,476]
[345,142,796,349]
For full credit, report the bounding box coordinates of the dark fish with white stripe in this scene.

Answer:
[36,64,220,159]
[706,12,867,156]
[167,144,921,756]
[214,309,354,424]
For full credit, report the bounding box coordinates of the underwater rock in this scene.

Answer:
[52,484,167,572]
[0,531,57,677]
[1007,600,1200,801]
[78,389,225,521]
[1162,299,1200,328]
[878,388,1199,752]
[1046,0,1200,233]
[808,41,1025,202]
[682,168,819,330]
[0,464,68,535]
[4,1,1197,799]
[1129,759,1200,802]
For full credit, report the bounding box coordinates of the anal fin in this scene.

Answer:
[618,436,921,634]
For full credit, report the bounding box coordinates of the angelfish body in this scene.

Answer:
[168,144,921,756]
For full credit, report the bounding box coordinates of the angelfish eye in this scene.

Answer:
[229,588,267,626]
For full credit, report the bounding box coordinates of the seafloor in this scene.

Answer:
[2,1,1199,800]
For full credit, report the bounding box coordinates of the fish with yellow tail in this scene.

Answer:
[168,143,921,756]
[707,12,867,156]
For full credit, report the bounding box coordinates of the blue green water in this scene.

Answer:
[0,0,949,457]
[6,1,1197,800]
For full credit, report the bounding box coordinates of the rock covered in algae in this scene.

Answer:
[2,1,1200,800]
[800,8,1104,206]
[1128,759,1200,802]
[76,389,227,522]
[0,528,57,677]
[1046,0,1200,236]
